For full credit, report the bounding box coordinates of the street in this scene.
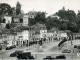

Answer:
[35,54,78,60]
[0,40,80,59]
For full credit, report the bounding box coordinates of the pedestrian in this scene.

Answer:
[71,41,73,45]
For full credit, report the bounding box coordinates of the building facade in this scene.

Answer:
[26,10,37,18]
[12,14,28,27]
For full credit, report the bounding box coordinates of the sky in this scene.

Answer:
[0,0,80,16]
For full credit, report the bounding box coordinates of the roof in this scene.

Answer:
[73,33,80,35]
[31,23,46,33]
[27,10,37,14]
[58,30,66,33]
[64,30,71,33]
[12,14,24,18]
[31,23,46,28]
[0,14,12,17]
[0,28,17,35]
[32,33,40,38]
[50,27,59,31]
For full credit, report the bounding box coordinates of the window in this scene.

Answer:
[19,18,23,23]
[31,16,32,18]
[3,18,6,23]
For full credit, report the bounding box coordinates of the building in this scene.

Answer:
[0,15,12,24]
[57,31,68,40]
[73,33,80,40]
[12,14,28,26]
[26,10,47,18]
[0,29,17,48]
[6,33,17,47]
[28,27,35,42]
[0,15,12,28]
[26,10,37,18]
[46,27,58,41]
[31,23,47,39]
[16,29,29,46]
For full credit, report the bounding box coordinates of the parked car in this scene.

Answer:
[27,56,34,59]
[55,55,66,59]
[62,49,71,53]
[74,45,77,48]
[17,52,34,59]
[46,56,52,59]
[10,50,23,57]
[43,56,55,60]
[6,45,16,50]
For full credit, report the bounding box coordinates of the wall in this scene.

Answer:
[4,16,12,24]
[14,18,20,23]
[23,17,28,26]
[40,30,47,38]
[22,30,29,40]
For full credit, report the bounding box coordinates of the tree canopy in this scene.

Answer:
[16,1,21,15]
[0,3,12,15]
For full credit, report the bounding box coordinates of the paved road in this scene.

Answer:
[35,54,78,60]
[0,40,80,59]
[0,40,60,59]
[0,44,38,59]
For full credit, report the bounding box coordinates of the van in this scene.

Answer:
[17,52,31,59]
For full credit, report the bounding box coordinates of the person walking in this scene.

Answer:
[71,41,73,45]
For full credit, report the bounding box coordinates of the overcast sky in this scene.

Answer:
[0,0,80,16]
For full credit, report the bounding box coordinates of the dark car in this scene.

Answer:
[17,52,32,59]
[43,56,55,60]
[28,56,34,59]
[10,50,23,57]
[55,55,66,59]
[46,56,52,59]
[6,45,16,50]
[62,49,71,53]
[74,45,77,48]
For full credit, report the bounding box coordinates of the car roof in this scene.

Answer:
[15,50,23,52]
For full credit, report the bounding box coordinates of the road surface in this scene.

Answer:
[0,40,80,59]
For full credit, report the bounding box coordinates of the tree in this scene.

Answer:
[77,11,80,22]
[60,23,68,30]
[16,1,21,15]
[66,10,77,21]
[29,18,36,26]
[56,7,77,22]
[0,3,12,15]
[56,6,66,19]
[35,12,46,24]
[46,16,61,30]
[68,22,78,32]
[11,7,16,15]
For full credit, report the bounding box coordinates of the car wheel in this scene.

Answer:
[68,50,71,53]
[69,50,71,53]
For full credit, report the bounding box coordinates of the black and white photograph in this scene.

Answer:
[0,0,80,60]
